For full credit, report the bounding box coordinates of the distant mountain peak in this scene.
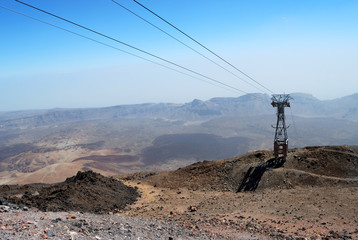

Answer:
[290,93,319,101]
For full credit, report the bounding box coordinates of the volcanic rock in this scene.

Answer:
[2,171,140,213]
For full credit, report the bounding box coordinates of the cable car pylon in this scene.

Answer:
[271,94,293,160]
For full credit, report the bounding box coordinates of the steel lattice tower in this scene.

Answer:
[271,94,292,159]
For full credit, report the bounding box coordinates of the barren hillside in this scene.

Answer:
[118,145,358,239]
[0,145,357,239]
[122,145,358,191]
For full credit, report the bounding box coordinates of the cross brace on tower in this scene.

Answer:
[271,94,292,160]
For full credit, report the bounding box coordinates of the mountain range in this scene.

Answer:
[0,92,357,184]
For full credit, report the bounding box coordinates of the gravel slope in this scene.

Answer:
[0,209,263,240]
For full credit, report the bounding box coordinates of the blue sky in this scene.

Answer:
[1,0,357,111]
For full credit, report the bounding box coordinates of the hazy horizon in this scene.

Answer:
[0,92,356,113]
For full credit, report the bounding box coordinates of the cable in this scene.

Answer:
[132,0,275,94]
[111,0,266,94]
[14,0,248,94]
[0,4,238,93]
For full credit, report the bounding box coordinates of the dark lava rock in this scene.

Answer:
[6,171,140,214]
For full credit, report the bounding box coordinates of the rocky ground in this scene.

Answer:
[120,181,358,239]
[118,145,358,239]
[0,171,139,214]
[0,207,237,240]
[0,172,263,239]
[0,145,357,239]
